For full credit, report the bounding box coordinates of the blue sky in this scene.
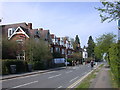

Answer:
[1,2,118,47]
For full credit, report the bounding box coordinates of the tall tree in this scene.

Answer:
[96,1,120,22]
[87,36,95,58]
[73,35,81,52]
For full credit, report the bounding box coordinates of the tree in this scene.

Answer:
[96,1,120,22]
[72,52,82,64]
[87,36,95,58]
[94,33,116,61]
[2,39,18,59]
[25,39,52,69]
[73,35,81,52]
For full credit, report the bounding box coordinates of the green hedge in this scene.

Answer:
[32,61,47,70]
[109,42,120,87]
[2,59,28,75]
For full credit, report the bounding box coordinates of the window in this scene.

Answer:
[62,49,65,54]
[50,48,53,53]
[8,28,15,37]
[68,51,71,55]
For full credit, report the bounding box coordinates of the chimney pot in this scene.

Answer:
[39,28,43,31]
[28,23,32,29]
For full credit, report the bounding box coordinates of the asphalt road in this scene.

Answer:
[2,63,101,89]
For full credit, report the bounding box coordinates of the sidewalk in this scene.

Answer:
[0,67,66,80]
[90,65,112,88]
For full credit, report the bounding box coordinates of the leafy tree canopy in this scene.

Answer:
[94,33,116,60]
[96,0,120,22]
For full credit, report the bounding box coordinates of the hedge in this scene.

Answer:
[2,59,28,75]
[31,61,47,70]
[109,42,120,87]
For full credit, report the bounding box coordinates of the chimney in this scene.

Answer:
[28,23,32,29]
[39,28,43,31]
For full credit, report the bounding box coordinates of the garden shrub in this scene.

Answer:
[2,59,27,75]
[32,61,46,70]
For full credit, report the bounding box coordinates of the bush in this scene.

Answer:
[109,42,120,87]
[67,58,73,66]
[32,61,46,70]
[2,59,27,75]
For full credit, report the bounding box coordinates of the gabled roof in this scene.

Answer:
[8,26,30,40]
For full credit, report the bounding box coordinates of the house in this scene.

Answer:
[1,22,74,61]
[1,22,47,60]
[1,22,41,43]
[39,28,53,44]
[50,34,74,59]
[82,46,88,61]
[50,34,61,54]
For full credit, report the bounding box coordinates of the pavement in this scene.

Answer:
[90,64,112,88]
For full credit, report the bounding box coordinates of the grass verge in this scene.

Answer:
[109,70,119,88]
[76,64,103,89]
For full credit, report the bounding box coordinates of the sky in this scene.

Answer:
[0,2,118,47]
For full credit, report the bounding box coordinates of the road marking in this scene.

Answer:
[67,64,101,88]
[2,71,57,82]
[42,71,56,74]
[67,70,93,88]
[58,86,62,88]
[54,86,62,90]
[12,81,38,88]
[48,74,61,79]
[69,76,79,82]
[66,71,72,74]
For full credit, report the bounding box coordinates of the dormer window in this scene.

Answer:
[8,28,15,38]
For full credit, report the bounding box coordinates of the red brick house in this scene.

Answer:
[50,34,74,59]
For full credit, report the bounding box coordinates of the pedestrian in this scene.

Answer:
[90,60,94,69]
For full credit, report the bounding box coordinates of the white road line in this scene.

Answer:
[68,71,93,88]
[66,71,73,74]
[67,64,102,88]
[2,71,57,81]
[69,76,79,82]
[12,81,38,88]
[48,74,61,79]
[58,86,62,88]
[54,86,62,90]
[42,71,56,74]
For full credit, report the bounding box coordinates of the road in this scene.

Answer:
[2,63,100,89]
